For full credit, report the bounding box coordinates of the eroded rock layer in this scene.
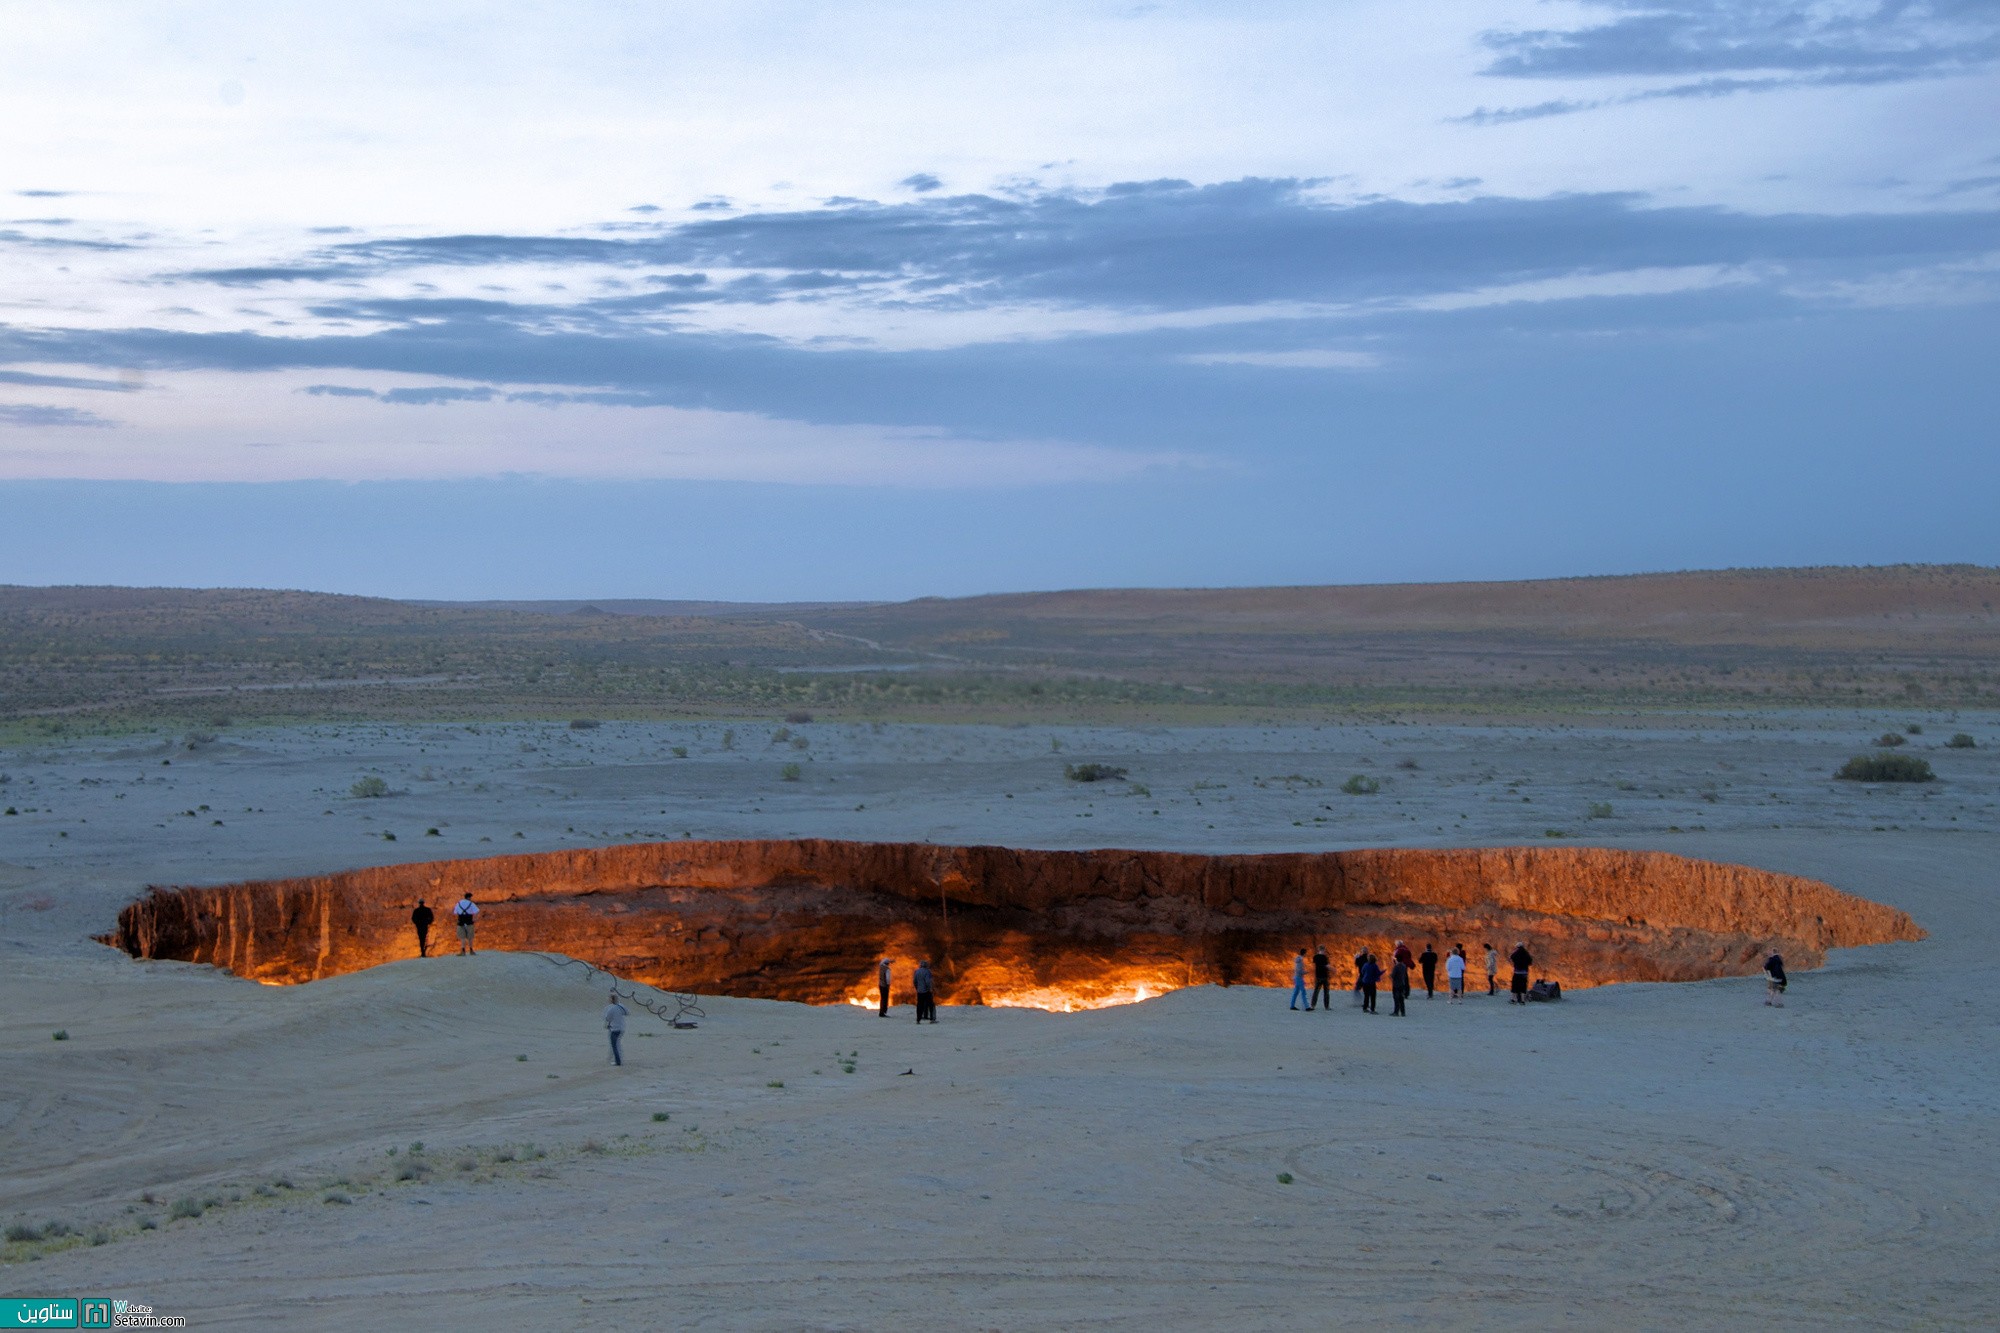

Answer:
[108,840,1923,1007]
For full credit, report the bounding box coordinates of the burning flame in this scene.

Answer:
[838,971,1180,1013]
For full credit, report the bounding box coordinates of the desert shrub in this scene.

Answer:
[168,1198,204,1221]
[4,1222,41,1243]
[51,1029,68,1041]
[350,775,389,799]
[1946,733,1976,749]
[1873,732,1906,747]
[1587,802,1614,819]
[1836,753,1935,783]
[1906,724,1923,735]
[323,1192,352,1205]
[670,745,688,758]
[780,763,803,782]
[1340,775,1380,795]
[652,1112,670,1122]
[785,711,814,724]
[790,736,810,750]
[569,718,600,730]
[770,726,792,744]
[1064,763,1127,783]
[425,827,441,837]
[721,729,735,750]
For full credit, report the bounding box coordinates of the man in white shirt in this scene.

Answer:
[1446,944,1467,1004]
[604,991,628,1066]
[454,893,480,955]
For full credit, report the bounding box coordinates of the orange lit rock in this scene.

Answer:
[107,840,1922,1007]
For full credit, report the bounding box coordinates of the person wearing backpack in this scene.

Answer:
[1357,952,1382,1014]
[453,892,480,956]
[1763,950,1787,1007]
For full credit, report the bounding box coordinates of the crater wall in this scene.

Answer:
[108,840,1923,1008]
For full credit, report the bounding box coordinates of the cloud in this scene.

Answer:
[0,369,138,392]
[0,404,116,427]
[1479,1,2000,88]
[900,173,943,193]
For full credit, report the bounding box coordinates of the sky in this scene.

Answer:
[1,0,1996,600]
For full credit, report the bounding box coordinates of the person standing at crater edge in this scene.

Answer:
[1357,951,1382,1014]
[1763,949,1787,1007]
[878,956,894,1017]
[1390,954,1412,1017]
[913,959,937,1024]
[1509,941,1533,1005]
[1446,944,1467,1004]
[454,892,480,956]
[1309,946,1333,1011]
[1419,942,1438,999]
[604,990,628,1066]
[411,898,434,958]
[1289,949,1309,1011]
[1485,943,1500,997]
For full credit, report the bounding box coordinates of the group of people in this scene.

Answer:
[878,956,940,1022]
[409,893,482,956]
[1290,939,1537,1015]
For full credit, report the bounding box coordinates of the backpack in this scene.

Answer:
[1528,980,1562,1002]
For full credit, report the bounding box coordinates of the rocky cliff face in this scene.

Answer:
[108,840,1923,1006]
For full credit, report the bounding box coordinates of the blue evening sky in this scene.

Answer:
[1,2,1995,599]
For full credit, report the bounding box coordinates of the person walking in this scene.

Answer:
[1352,946,1370,1006]
[411,898,434,957]
[1419,943,1439,999]
[604,990,628,1066]
[1358,952,1382,1014]
[453,892,480,956]
[1390,955,1411,1016]
[1485,943,1500,997]
[1445,944,1467,1003]
[1508,941,1533,1004]
[877,956,894,1017]
[1309,947,1333,1011]
[1763,950,1787,1007]
[913,959,937,1024]
[1290,949,1309,1011]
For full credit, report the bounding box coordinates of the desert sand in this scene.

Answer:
[3,715,1996,1328]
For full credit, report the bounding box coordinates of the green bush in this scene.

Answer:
[1064,762,1127,783]
[1587,802,1614,819]
[1946,733,1976,749]
[1340,774,1380,795]
[1836,753,1935,783]
[780,763,803,782]
[350,776,389,799]
[168,1198,204,1221]
[1872,732,1906,747]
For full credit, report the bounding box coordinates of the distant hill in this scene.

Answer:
[4,567,1997,725]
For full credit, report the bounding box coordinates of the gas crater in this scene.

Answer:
[107,839,1922,1009]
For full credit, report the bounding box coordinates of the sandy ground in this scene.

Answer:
[2,714,1997,1328]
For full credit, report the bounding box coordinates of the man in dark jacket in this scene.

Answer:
[1509,942,1534,1004]
[411,899,434,957]
[1763,951,1787,1007]
[1309,947,1333,1011]
[878,956,893,1017]
[1418,943,1438,999]
[1390,957,1411,1016]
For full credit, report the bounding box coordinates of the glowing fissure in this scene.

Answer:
[106,839,1922,1010]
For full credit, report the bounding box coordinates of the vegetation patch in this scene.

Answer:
[1836,753,1935,783]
